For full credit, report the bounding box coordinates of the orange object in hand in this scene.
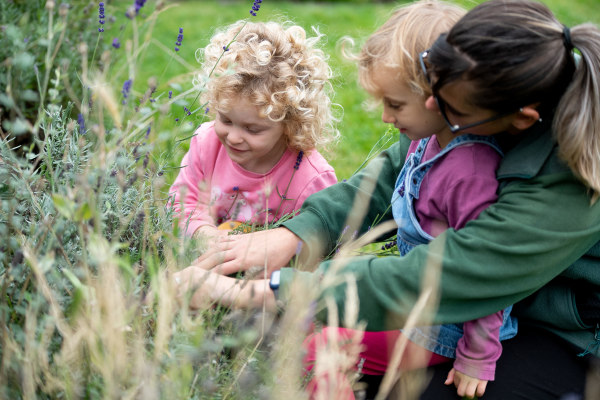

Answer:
[217,220,243,231]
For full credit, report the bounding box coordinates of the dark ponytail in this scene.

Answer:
[429,0,600,201]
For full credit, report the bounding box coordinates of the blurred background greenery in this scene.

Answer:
[3,0,598,182]
[126,0,600,181]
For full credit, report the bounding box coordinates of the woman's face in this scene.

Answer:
[426,78,522,136]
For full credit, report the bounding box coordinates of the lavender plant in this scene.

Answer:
[0,1,407,399]
[0,1,293,398]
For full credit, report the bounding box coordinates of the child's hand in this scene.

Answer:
[444,368,488,398]
[194,225,229,241]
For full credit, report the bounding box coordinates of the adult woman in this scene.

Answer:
[174,0,600,397]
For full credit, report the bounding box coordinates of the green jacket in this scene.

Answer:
[281,122,600,356]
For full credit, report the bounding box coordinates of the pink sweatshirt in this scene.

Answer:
[169,122,337,235]
[410,137,504,381]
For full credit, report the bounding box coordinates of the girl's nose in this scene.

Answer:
[227,126,244,144]
[381,107,395,124]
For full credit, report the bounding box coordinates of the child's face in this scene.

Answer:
[214,97,287,174]
[371,67,447,142]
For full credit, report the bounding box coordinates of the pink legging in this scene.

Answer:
[303,327,451,400]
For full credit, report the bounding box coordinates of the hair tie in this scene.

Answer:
[562,25,574,50]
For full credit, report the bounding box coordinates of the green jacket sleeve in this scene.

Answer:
[281,168,600,334]
[282,136,411,259]
[281,129,600,331]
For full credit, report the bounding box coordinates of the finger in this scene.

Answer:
[476,381,488,398]
[465,382,477,399]
[444,369,455,385]
[456,381,467,397]
[194,237,234,262]
[189,285,211,310]
[177,267,210,291]
[209,258,248,276]
[174,268,196,293]
[193,250,231,270]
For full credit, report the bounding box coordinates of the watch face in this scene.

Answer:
[270,270,281,289]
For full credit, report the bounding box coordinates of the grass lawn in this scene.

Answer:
[123,0,600,181]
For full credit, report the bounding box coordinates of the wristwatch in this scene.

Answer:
[269,270,281,299]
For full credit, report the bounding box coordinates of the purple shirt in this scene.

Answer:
[410,136,504,380]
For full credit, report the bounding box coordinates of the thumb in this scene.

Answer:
[445,368,455,385]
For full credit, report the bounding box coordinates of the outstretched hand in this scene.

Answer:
[192,227,302,276]
[445,368,488,399]
[171,266,276,311]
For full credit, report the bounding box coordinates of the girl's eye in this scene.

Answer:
[218,114,232,124]
[246,126,262,134]
[385,99,402,110]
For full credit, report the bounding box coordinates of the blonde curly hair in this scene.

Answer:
[195,20,339,153]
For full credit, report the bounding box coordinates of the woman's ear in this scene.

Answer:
[511,105,541,131]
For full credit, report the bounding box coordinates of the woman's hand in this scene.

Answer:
[445,368,488,399]
[191,227,302,276]
[172,266,276,311]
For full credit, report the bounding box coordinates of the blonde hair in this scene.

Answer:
[195,20,339,152]
[349,0,465,99]
[554,23,600,202]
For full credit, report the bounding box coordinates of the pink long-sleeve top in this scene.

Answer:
[411,137,504,381]
[169,121,337,235]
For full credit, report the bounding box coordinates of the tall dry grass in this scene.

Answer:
[0,1,447,399]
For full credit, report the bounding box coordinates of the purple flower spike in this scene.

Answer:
[295,242,303,256]
[121,79,132,104]
[168,90,172,99]
[294,150,304,170]
[249,0,262,16]
[77,113,86,134]
[126,0,147,19]
[135,0,146,14]
[98,2,105,32]
[175,27,183,52]
[112,38,120,49]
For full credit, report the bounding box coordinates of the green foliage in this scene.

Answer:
[0,2,278,398]
[0,1,112,151]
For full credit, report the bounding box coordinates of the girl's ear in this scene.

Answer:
[511,105,541,131]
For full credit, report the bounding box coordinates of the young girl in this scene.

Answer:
[169,20,338,238]
[304,1,515,398]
